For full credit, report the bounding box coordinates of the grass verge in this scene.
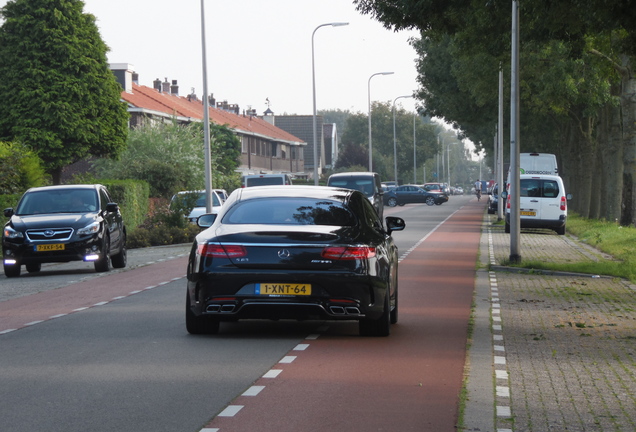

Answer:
[501,213,636,283]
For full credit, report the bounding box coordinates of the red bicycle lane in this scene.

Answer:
[204,201,484,432]
[0,257,188,333]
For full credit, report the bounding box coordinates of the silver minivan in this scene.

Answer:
[504,174,571,235]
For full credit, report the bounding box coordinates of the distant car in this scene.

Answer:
[421,183,450,204]
[242,174,293,187]
[171,190,225,223]
[504,174,571,235]
[2,184,127,277]
[487,184,499,214]
[384,184,447,207]
[185,185,405,337]
[454,187,464,195]
[327,172,384,220]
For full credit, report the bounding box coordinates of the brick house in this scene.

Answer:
[111,64,306,177]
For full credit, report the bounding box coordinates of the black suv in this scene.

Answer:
[2,184,127,277]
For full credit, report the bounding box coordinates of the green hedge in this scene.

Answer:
[101,180,149,232]
[0,193,20,213]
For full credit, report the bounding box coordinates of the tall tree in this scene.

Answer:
[0,0,129,184]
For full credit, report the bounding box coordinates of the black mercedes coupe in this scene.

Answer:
[185,186,405,337]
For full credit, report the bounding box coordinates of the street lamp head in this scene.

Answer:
[380,72,394,76]
[330,22,349,27]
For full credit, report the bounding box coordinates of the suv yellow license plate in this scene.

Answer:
[35,244,65,252]
[520,211,536,216]
[256,283,311,295]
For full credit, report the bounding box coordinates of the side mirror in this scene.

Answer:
[385,216,406,235]
[4,208,14,218]
[197,213,217,228]
[501,191,508,200]
[106,203,119,213]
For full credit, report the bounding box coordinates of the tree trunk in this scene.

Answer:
[51,167,63,185]
[619,55,636,226]
[598,97,623,222]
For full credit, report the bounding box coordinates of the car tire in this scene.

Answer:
[26,263,41,273]
[505,221,510,233]
[390,288,398,325]
[556,225,566,235]
[186,293,220,335]
[387,197,398,207]
[3,262,21,278]
[425,196,435,206]
[111,239,127,269]
[359,291,391,337]
[94,239,111,273]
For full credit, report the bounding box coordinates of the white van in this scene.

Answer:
[507,153,558,188]
[242,174,293,187]
[504,174,571,235]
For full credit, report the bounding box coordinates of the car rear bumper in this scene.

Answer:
[505,214,566,229]
[187,272,390,321]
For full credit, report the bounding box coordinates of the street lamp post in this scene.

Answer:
[312,22,349,186]
[392,95,412,185]
[200,0,213,213]
[368,72,394,172]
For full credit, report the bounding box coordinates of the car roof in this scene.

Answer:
[234,185,354,202]
[519,174,562,181]
[25,184,101,193]
[329,172,377,178]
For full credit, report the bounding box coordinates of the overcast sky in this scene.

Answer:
[0,0,421,115]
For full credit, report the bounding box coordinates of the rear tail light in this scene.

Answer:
[322,246,376,260]
[198,243,247,258]
[507,194,511,209]
[560,195,567,211]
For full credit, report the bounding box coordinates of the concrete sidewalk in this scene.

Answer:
[465,214,636,432]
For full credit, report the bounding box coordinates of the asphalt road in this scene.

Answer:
[0,194,482,432]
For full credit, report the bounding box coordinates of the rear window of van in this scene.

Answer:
[520,179,560,198]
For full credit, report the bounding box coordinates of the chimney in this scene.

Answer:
[132,73,139,85]
[153,78,162,92]
[170,80,179,96]
[109,63,135,93]
[161,78,170,93]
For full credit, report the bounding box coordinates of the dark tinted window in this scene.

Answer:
[329,177,375,197]
[16,189,98,215]
[520,179,560,198]
[223,198,355,226]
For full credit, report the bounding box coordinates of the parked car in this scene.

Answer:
[487,184,499,214]
[327,172,384,220]
[242,173,293,187]
[185,185,405,337]
[384,184,447,207]
[171,190,225,223]
[2,184,127,277]
[421,183,450,204]
[504,174,571,235]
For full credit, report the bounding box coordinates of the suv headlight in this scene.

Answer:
[77,221,100,236]
[3,226,24,239]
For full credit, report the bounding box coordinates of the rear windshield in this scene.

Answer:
[172,192,221,209]
[245,177,287,187]
[222,198,355,226]
[520,179,560,198]
[328,178,375,197]
[16,189,99,215]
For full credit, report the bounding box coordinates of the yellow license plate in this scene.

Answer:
[520,211,536,216]
[256,283,311,295]
[35,244,65,252]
